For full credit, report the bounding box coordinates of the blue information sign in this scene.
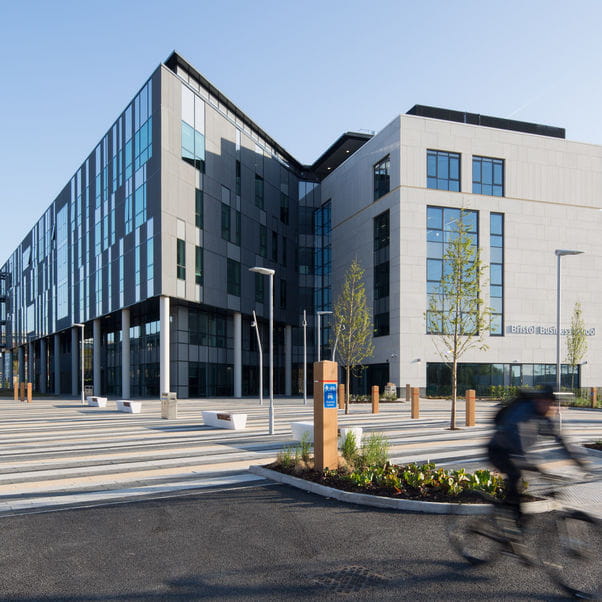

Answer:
[323,383,337,408]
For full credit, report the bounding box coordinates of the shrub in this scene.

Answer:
[341,431,359,465]
[358,432,389,468]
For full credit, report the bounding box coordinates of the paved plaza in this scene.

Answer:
[0,395,601,515]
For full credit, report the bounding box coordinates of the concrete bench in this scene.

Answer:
[87,396,108,408]
[291,421,314,442]
[116,400,142,414]
[202,410,247,430]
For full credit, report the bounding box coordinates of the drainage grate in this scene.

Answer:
[313,565,390,594]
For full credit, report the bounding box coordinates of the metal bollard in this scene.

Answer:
[411,387,420,419]
[465,389,476,426]
[371,385,379,414]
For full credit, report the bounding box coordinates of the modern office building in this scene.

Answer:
[1,52,600,398]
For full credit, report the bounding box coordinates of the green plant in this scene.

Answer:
[358,432,389,468]
[380,393,397,402]
[299,432,312,463]
[276,445,296,469]
[341,431,359,465]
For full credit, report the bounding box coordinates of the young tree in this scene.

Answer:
[332,259,374,414]
[565,301,587,391]
[426,209,491,430]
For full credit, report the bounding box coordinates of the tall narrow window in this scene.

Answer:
[474,156,504,196]
[427,150,461,191]
[177,239,186,280]
[195,188,203,228]
[279,279,287,309]
[235,160,241,197]
[271,231,278,263]
[221,203,231,241]
[280,192,289,224]
[490,213,504,335]
[255,272,265,303]
[373,210,390,336]
[227,259,240,296]
[255,174,264,209]
[259,225,267,258]
[195,246,203,285]
[373,156,390,200]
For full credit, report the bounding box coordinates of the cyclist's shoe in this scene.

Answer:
[508,540,536,566]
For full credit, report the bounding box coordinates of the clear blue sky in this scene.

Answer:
[1,0,601,263]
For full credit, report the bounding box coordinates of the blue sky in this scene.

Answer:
[1,0,601,263]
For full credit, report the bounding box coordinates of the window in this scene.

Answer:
[426,206,478,333]
[235,160,241,197]
[227,259,240,296]
[195,188,203,228]
[195,246,203,285]
[473,156,504,196]
[374,156,390,200]
[255,272,264,303]
[255,174,264,209]
[272,231,278,263]
[490,213,504,335]
[279,279,287,309]
[373,210,390,336]
[221,203,231,241]
[427,150,460,191]
[177,239,186,280]
[259,225,267,258]
[280,192,289,224]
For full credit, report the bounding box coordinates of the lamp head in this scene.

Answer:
[249,266,275,276]
[555,249,584,257]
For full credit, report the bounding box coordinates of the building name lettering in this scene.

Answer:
[507,325,596,336]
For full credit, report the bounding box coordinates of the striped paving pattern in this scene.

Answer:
[0,396,600,514]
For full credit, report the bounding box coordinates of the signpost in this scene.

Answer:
[313,360,338,471]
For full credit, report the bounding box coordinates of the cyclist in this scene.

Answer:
[487,385,590,540]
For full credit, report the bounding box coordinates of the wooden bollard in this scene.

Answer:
[14,381,18,401]
[592,387,597,409]
[27,382,32,404]
[338,384,345,410]
[371,385,379,414]
[411,387,420,419]
[405,383,411,402]
[466,389,476,426]
[20,382,25,402]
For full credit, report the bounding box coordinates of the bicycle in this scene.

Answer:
[448,470,602,599]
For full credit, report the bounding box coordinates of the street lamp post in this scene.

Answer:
[555,249,584,425]
[250,267,275,434]
[302,310,307,405]
[73,323,85,405]
[316,310,332,363]
[251,310,263,407]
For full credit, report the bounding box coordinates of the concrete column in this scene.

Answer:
[71,327,78,396]
[28,341,34,388]
[18,346,24,383]
[40,338,47,394]
[54,333,60,395]
[233,312,242,398]
[159,296,169,395]
[93,319,101,395]
[122,308,130,399]
[285,325,292,396]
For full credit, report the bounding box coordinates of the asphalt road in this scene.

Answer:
[0,482,580,601]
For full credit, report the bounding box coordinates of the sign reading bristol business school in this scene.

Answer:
[507,325,596,336]
[323,383,337,408]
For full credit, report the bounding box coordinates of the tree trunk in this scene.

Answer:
[451,360,457,430]
[345,366,350,414]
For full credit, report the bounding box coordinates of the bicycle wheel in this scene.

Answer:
[448,513,502,566]
[545,510,602,599]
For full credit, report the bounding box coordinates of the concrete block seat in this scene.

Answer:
[291,421,314,442]
[202,410,247,430]
[339,426,363,447]
[116,400,142,414]
[87,396,108,408]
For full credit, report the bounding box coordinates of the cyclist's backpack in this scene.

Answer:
[494,396,520,427]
